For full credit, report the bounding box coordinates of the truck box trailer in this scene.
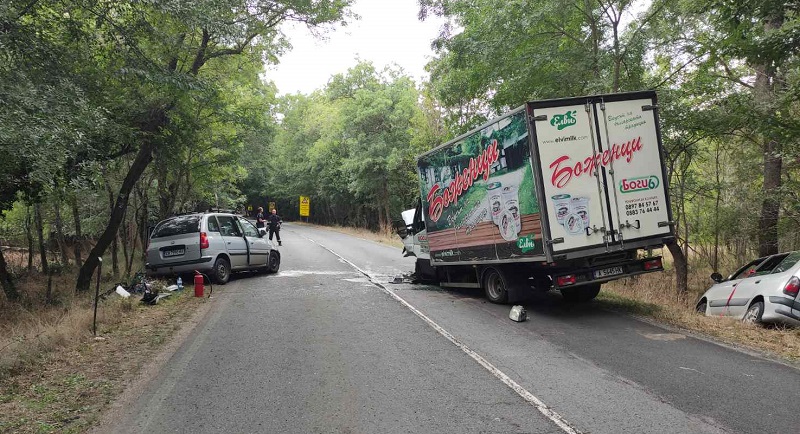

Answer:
[395,91,675,303]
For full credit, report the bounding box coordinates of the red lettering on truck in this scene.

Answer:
[427,140,500,223]
[549,136,643,188]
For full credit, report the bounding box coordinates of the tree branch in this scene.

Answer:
[189,29,210,75]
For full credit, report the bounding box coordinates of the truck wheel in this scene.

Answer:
[560,283,600,303]
[212,257,231,284]
[483,268,509,304]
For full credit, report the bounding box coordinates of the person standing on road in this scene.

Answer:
[256,207,265,229]
[267,208,282,246]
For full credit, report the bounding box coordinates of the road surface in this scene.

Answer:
[101,223,800,434]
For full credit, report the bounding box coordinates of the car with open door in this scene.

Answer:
[146,212,280,284]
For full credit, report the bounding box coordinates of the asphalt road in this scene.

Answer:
[104,223,800,434]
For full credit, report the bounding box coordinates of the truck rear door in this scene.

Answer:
[528,91,672,257]
[594,95,672,246]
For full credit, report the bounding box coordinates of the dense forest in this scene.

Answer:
[1,0,798,301]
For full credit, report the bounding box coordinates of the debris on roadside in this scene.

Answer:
[390,273,416,284]
[141,288,171,305]
[114,285,131,298]
[509,305,527,322]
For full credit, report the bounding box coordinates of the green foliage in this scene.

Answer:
[421,0,656,133]
[252,62,424,227]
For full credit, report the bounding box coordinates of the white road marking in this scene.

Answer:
[302,235,582,434]
[679,367,704,374]
[276,270,353,277]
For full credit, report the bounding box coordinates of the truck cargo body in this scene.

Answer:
[397,91,675,303]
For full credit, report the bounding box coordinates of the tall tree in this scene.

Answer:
[686,0,800,256]
[419,0,659,130]
[67,0,354,291]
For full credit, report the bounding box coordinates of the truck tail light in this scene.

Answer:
[557,275,576,287]
[644,258,662,271]
[200,232,209,250]
[783,276,800,297]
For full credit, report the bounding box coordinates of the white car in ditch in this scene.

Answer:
[695,251,800,326]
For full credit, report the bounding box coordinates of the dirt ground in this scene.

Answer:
[0,288,208,434]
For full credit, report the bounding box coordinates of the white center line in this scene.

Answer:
[303,234,582,434]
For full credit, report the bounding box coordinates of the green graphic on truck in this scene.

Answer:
[418,111,543,262]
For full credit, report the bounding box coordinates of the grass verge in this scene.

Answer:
[0,272,205,433]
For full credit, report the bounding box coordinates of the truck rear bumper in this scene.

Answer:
[552,256,664,289]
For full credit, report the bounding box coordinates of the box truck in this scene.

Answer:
[395,91,675,303]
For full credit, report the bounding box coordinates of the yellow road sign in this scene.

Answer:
[299,196,310,217]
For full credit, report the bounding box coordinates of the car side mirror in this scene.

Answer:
[258,228,267,238]
[710,272,723,283]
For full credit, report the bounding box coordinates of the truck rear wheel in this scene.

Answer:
[560,283,601,303]
[483,267,509,304]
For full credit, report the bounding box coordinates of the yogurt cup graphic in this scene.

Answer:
[564,213,584,235]
[487,182,503,224]
[499,209,519,241]
[502,185,521,232]
[551,194,572,224]
[571,197,590,227]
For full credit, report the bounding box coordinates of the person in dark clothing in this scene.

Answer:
[267,208,282,245]
[255,207,265,229]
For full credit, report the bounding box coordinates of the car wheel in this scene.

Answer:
[267,251,280,274]
[742,301,764,324]
[212,257,231,284]
[561,283,601,303]
[483,268,509,304]
[695,299,708,314]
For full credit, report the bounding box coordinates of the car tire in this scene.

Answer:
[695,299,708,314]
[742,300,764,325]
[483,268,509,304]
[561,283,601,303]
[212,257,231,284]
[267,251,280,274]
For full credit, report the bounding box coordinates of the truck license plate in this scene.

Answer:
[594,266,623,279]
[164,248,185,258]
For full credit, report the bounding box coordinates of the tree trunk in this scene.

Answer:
[121,212,129,275]
[76,106,167,292]
[102,167,121,276]
[667,242,688,296]
[0,249,19,302]
[137,185,150,264]
[34,203,48,275]
[25,206,33,271]
[381,177,391,232]
[71,196,83,268]
[754,16,783,257]
[758,139,781,256]
[53,198,69,265]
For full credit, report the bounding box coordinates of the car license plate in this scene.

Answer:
[594,266,623,279]
[163,248,185,258]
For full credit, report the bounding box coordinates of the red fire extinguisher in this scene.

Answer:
[194,270,204,298]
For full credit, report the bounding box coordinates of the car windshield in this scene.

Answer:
[769,251,800,274]
[151,215,201,238]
